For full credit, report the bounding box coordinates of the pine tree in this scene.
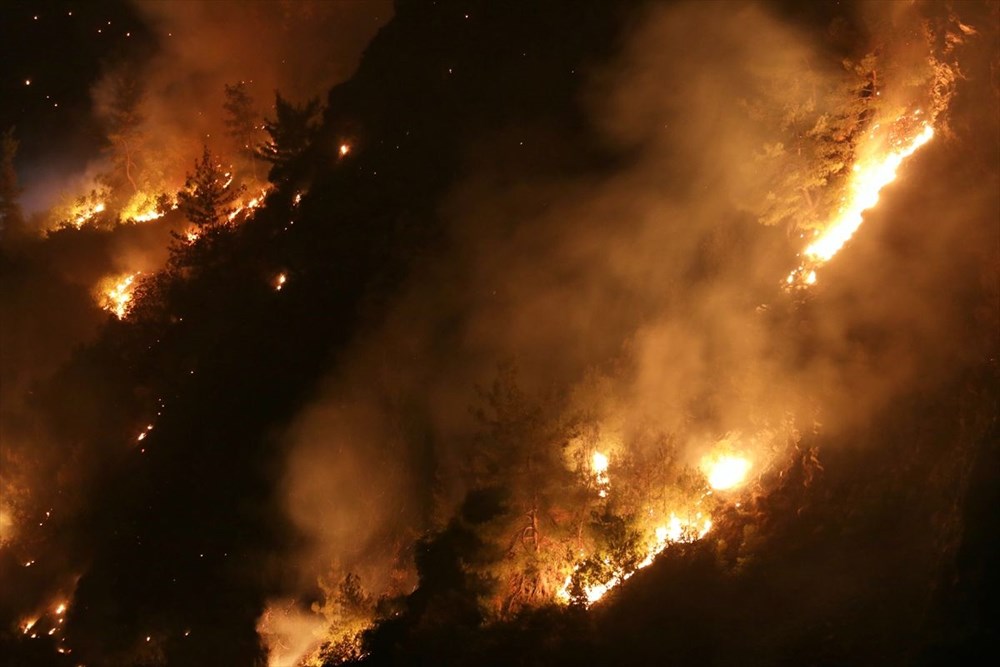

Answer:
[222,81,262,182]
[176,146,244,228]
[0,127,26,240]
[747,51,883,232]
[98,68,145,201]
[467,364,583,617]
[255,92,320,183]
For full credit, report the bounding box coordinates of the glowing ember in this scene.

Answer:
[54,603,66,615]
[98,272,141,319]
[702,454,752,490]
[274,273,287,291]
[339,143,351,157]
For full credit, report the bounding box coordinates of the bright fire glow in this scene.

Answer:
[559,511,714,606]
[71,201,106,228]
[274,273,287,291]
[592,451,608,479]
[702,454,752,490]
[805,123,934,263]
[121,192,174,223]
[131,208,164,223]
[339,143,351,157]
[787,116,935,287]
[98,272,141,319]
[228,187,271,223]
[591,451,609,497]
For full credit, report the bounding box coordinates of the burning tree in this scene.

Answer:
[741,52,884,232]
[312,572,375,665]
[177,146,244,228]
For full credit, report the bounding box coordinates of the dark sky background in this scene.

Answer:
[1,1,152,209]
[1,0,391,213]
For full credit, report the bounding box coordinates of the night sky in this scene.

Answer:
[1,1,997,666]
[1,2,150,203]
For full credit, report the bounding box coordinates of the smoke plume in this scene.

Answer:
[268,0,994,654]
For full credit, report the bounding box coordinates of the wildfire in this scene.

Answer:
[18,594,74,655]
[228,187,271,223]
[132,209,164,222]
[121,192,175,223]
[787,116,935,287]
[591,451,609,474]
[592,451,609,495]
[702,454,752,491]
[651,510,710,544]
[98,271,141,319]
[807,122,934,262]
[559,511,715,606]
[555,435,762,607]
[71,201,106,228]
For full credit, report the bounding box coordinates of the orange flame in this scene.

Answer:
[806,123,934,264]
[98,272,141,319]
[788,116,935,287]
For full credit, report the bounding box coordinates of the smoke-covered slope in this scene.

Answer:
[1,1,996,665]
